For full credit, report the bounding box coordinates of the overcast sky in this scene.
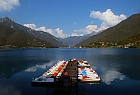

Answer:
[0,0,140,38]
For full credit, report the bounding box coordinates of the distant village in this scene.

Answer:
[80,41,140,48]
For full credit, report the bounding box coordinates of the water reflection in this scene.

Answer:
[90,62,125,85]
[0,48,140,95]
[25,61,55,72]
[0,59,51,79]
[0,84,21,95]
[101,70,125,85]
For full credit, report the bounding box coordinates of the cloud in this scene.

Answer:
[71,33,83,36]
[85,25,98,33]
[24,24,69,38]
[23,23,36,29]
[0,0,20,12]
[73,9,126,36]
[90,9,126,26]
[97,22,109,32]
[55,28,67,38]
[74,24,98,35]
[24,9,126,38]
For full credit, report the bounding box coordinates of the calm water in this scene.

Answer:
[0,48,140,95]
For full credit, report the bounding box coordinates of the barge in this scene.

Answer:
[78,60,100,83]
[31,59,100,87]
[31,60,69,87]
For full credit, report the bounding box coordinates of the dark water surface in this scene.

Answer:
[0,48,140,95]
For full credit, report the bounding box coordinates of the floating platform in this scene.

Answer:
[78,60,100,83]
[31,60,69,87]
[31,59,100,87]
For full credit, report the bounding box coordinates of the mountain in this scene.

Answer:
[0,24,55,48]
[60,35,89,47]
[61,31,102,47]
[0,17,67,47]
[75,13,140,47]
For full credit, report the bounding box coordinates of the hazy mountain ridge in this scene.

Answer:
[61,31,103,47]
[75,13,140,48]
[60,35,90,47]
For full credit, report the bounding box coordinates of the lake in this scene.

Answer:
[0,48,140,95]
